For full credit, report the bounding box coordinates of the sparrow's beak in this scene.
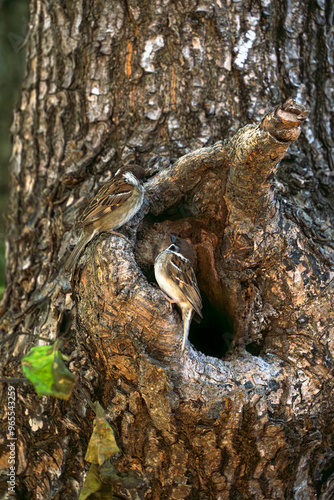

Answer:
[170,234,178,244]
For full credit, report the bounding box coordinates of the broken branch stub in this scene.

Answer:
[143,99,308,232]
[224,99,309,224]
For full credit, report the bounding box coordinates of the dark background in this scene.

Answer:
[0,0,29,294]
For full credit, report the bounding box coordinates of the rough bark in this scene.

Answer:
[0,1,333,499]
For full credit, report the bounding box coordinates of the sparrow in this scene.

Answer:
[64,164,145,271]
[154,235,203,352]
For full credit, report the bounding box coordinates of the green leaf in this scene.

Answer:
[85,402,119,465]
[79,464,113,500]
[21,341,76,400]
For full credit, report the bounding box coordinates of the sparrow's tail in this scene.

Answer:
[64,232,93,273]
[181,306,194,352]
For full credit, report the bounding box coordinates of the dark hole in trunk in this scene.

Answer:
[189,293,233,358]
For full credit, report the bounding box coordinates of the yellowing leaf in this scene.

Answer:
[21,341,76,400]
[78,464,113,500]
[85,403,119,465]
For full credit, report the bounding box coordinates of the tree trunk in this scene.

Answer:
[1,1,333,499]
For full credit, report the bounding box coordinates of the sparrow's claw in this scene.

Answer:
[162,292,181,311]
[110,231,133,246]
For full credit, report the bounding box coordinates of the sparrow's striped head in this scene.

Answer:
[169,234,196,265]
[114,164,145,182]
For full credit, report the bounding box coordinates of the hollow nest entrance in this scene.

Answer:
[135,215,235,359]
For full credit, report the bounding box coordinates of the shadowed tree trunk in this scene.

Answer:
[0,0,333,499]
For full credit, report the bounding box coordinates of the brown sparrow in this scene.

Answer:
[65,165,145,271]
[154,235,203,352]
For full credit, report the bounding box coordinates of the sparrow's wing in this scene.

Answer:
[78,179,134,227]
[168,253,203,318]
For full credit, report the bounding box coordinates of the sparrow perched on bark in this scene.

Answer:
[65,164,145,272]
[154,235,203,352]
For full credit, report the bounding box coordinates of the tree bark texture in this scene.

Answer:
[0,1,333,499]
